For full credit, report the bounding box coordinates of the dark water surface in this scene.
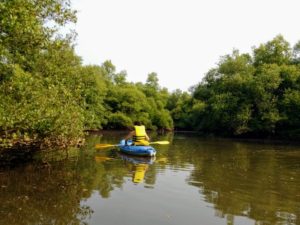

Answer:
[1,132,300,225]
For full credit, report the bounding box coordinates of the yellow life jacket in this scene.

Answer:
[133,125,149,145]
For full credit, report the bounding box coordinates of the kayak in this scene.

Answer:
[119,140,156,157]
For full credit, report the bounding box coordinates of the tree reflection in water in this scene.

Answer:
[0,161,93,225]
[172,138,300,225]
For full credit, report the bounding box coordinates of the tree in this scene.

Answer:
[79,65,107,129]
[0,0,76,75]
[189,35,300,138]
[167,90,194,129]
[146,72,159,90]
[253,35,292,67]
[0,0,83,148]
[292,41,300,64]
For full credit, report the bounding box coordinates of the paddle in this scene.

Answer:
[95,141,169,149]
[95,143,121,148]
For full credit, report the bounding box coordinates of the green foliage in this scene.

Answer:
[253,35,292,66]
[189,35,300,138]
[106,112,133,129]
[167,90,194,129]
[0,65,84,147]
[139,74,173,129]
[4,0,300,150]
[103,75,173,130]
[0,0,176,150]
[79,65,107,129]
[152,110,173,130]
[292,41,300,64]
[219,50,254,76]
[0,0,76,73]
[0,0,84,148]
[146,72,159,90]
[279,89,300,138]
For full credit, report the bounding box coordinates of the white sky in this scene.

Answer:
[72,0,300,91]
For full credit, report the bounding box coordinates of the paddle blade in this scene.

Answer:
[150,141,170,145]
[95,143,118,148]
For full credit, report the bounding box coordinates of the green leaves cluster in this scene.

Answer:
[188,35,300,138]
[0,0,84,148]
[103,71,173,130]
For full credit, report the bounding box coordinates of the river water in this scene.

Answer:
[0,131,299,225]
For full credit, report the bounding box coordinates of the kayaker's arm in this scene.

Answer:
[124,131,135,141]
[145,133,150,141]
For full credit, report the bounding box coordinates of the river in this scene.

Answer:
[0,131,299,225]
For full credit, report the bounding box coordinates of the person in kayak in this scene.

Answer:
[125,122,150,146]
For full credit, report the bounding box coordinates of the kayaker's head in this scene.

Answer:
[128,121,142,131]
[134,121,142,126]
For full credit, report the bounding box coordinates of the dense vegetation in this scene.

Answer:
[1,0,300,149]
[0,0,173,148]
[189,36,300,138]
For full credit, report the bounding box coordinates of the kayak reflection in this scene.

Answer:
[118,152,156,184]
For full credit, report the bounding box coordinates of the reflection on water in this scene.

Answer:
[118,152,155,184]
[132,164,148,183]
[0,132,300,225]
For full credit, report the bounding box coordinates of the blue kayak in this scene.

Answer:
[119,140,156,157]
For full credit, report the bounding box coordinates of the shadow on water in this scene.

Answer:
[0,131,299,225]
[0,147,38,168]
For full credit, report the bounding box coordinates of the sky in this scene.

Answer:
[72,0,300,91]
